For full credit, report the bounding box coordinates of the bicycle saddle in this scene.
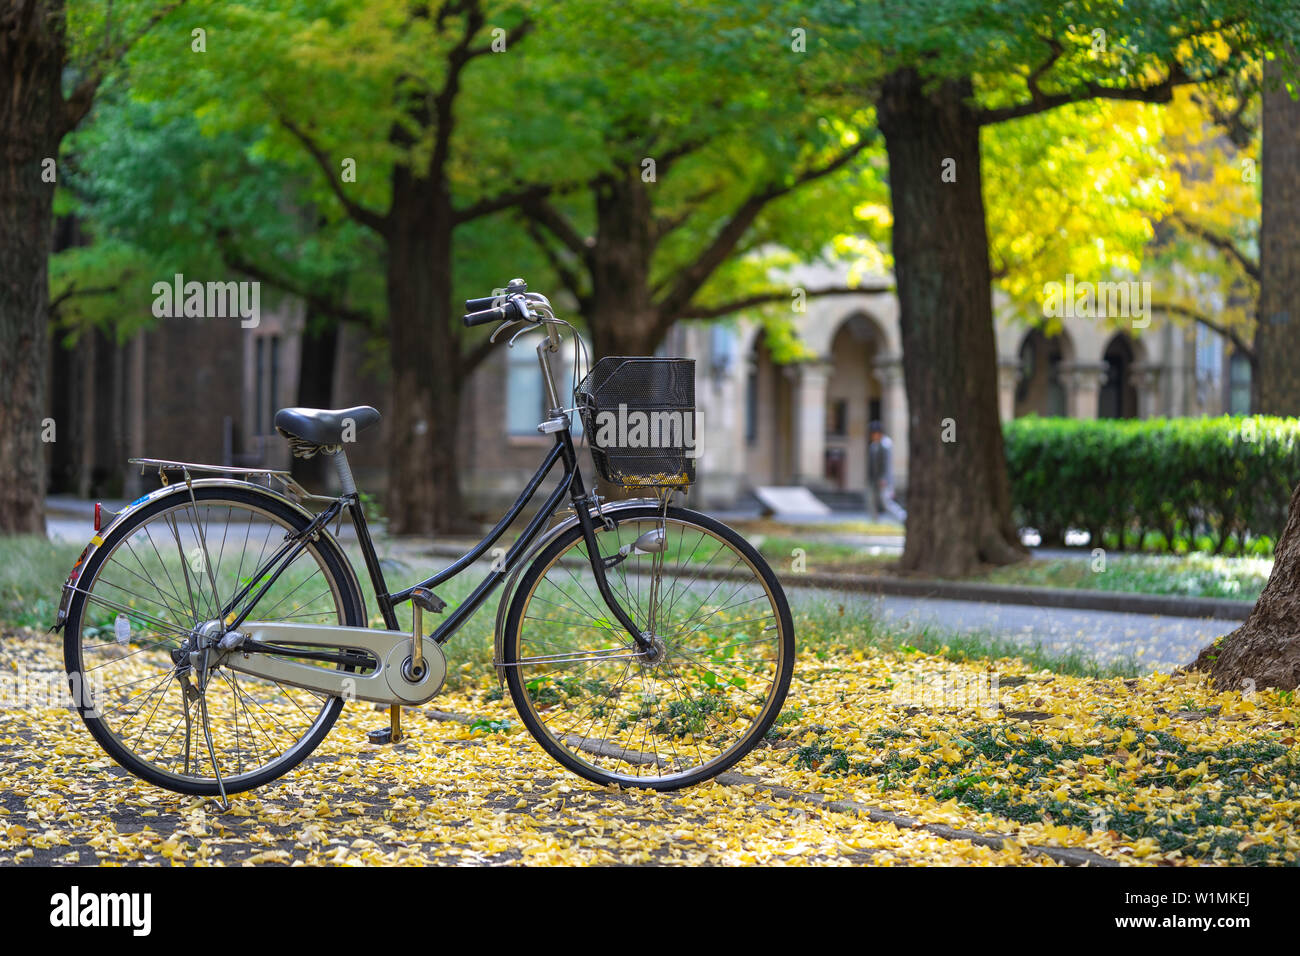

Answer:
[274,405,381,450]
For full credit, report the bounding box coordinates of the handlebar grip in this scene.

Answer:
[465,295,498,312]
[463,306,506,327]
[463,298,525,327]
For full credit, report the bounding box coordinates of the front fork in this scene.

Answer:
[566,466,657,653]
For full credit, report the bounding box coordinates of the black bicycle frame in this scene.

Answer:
[224,427,650,652]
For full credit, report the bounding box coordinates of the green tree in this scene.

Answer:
[493,1,889,361]
[807,0,1298,577]
[126,0,567,533]
[0,0,183,534]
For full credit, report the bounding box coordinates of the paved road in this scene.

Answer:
[789,586,1234,674]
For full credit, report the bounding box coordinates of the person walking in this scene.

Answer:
[867,420,907,523]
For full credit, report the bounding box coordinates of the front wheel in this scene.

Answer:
[502,504,794,790]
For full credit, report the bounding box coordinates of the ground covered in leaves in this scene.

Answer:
[1,629,1296,866]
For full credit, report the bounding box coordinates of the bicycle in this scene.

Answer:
[56,279,794,805]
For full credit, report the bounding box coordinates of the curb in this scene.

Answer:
[773,569,1253,622]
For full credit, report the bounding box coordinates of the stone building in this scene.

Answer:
[47,264,1251,516]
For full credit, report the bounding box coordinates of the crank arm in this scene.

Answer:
[223,621,446,705]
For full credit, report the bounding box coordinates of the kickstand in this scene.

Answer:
[196,649,230,811]
[180,674,200,777]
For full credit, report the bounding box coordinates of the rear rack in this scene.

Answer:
[128,458,335,503]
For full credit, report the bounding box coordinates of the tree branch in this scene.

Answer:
[464,17,531,59]
[461,330,501,375]
[676,282,894,319]
[48,282,122,318]
[520,215,588,308]
[278,114,390,235]
[653,183,723,240]
[1171,213,1261,280]
[217,235,374,327]
[654,136,872,324]
[978,55,1238,126]
[62,0,189,134]
[453,182,550,224]
[520,196,593,263]
[1152,300,1255,359]
[1190,80,1259,149]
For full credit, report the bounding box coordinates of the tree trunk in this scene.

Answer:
[1192,478,1300,691]
[291,311,338,490]
[383,180,472,535]
[586,172,660,359]
[1210,66,1300,690]
[877,69,1026,577]
[1254,59,1300,415]
[0,1,66,535]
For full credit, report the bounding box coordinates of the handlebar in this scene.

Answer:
[462,282,564,352]
[464,279,534,327]
[463,299,524,327]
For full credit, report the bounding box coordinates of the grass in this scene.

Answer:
[979,553,1270,603]
[2,531,1133,686]
[739,533,1266,604]
[730,517,904,538]
[0,526,495,691]
[0,535,84,631]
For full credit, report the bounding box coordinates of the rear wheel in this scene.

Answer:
[503,505,794,790]
[62,484,365,796]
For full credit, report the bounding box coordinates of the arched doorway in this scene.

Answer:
[1099,333,1139,419]
[1014,328,1070,417]
[824,313,884,492]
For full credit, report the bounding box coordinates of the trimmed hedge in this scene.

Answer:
[1003,416,1300,554]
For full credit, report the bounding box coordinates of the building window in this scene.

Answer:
[254,335,281,435]
[506,346,543,435]
[710,324,735,379]
[827,399,847,437]
[1229,352,1252,415]
[505,340,586,436]
[1195,323,1223,389]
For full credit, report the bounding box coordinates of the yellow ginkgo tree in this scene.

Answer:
[1145,75,1261,372]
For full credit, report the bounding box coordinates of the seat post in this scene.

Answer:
[331,447,358,497]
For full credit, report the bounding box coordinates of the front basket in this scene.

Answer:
[575,357,696,488]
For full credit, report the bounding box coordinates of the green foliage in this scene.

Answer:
[1004,416,1300,554]
[59,89,379,339]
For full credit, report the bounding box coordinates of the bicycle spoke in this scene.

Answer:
[67,491,352,796]
[510,511,790,788]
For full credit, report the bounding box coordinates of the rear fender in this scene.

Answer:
[53,479,362,631]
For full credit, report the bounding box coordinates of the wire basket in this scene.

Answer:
[575,357,696,488]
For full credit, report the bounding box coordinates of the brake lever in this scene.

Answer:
[507,323,543,348]
[490,318,530,343]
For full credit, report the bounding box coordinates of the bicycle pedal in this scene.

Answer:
[367,705,404,745]
[410,586,446,614]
